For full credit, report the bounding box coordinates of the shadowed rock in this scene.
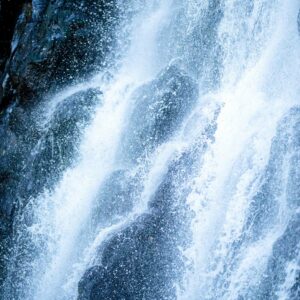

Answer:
[92,169,137,228]
[78,102,219,300]
[121,64,198,164]
[0,88,100,289]
[79,157,191,300]
[0,0,119,111]
[254,107,300,299]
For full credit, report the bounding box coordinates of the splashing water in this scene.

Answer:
[3,0,300,299]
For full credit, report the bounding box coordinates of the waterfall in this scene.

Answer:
[2,0,300,299]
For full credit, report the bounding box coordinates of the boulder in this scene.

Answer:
[92,169,137,228]
[121,64,198,163]
[78,148,204,300]
[0,0,119,111]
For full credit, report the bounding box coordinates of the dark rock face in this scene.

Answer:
[79,155,192,300]
[0,87,100,290]
[0,0,118,111]
[92,169,137,228]
[245,106,300,240]
[158,0,223,90]
[255,107,300,299]
[0,0,115,289]
[78,128,217,300]
[0,0,26,77]
[259,216,300,300]
[21,88,101,198]
[0,87,100,219]
[236,106,300,299]
[121,64,198,164]
[77,66,216,300]
[0,4,201,297]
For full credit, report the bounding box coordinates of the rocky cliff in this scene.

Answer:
[0,0,118,288]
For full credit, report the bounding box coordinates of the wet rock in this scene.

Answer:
[0,0,26,75]
[0,0,117,288]
[121,64,198,163]
[0,88,100,287]
[78,147,207,300]
[243,106,300,299]
[77,75,219,300]
[0,118,26,236]
[259,107,300,299]
[158,0,223,87]
[21,88,101,198]
[0,0,119,111]
[79,188,183,299]
[245,106,300,240]
[79,266,111,300]
[92,169,137,228]
[257,215,300,299]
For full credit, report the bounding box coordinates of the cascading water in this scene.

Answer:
[2,0,300,299]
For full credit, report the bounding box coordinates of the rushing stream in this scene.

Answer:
[2,0,300,299]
